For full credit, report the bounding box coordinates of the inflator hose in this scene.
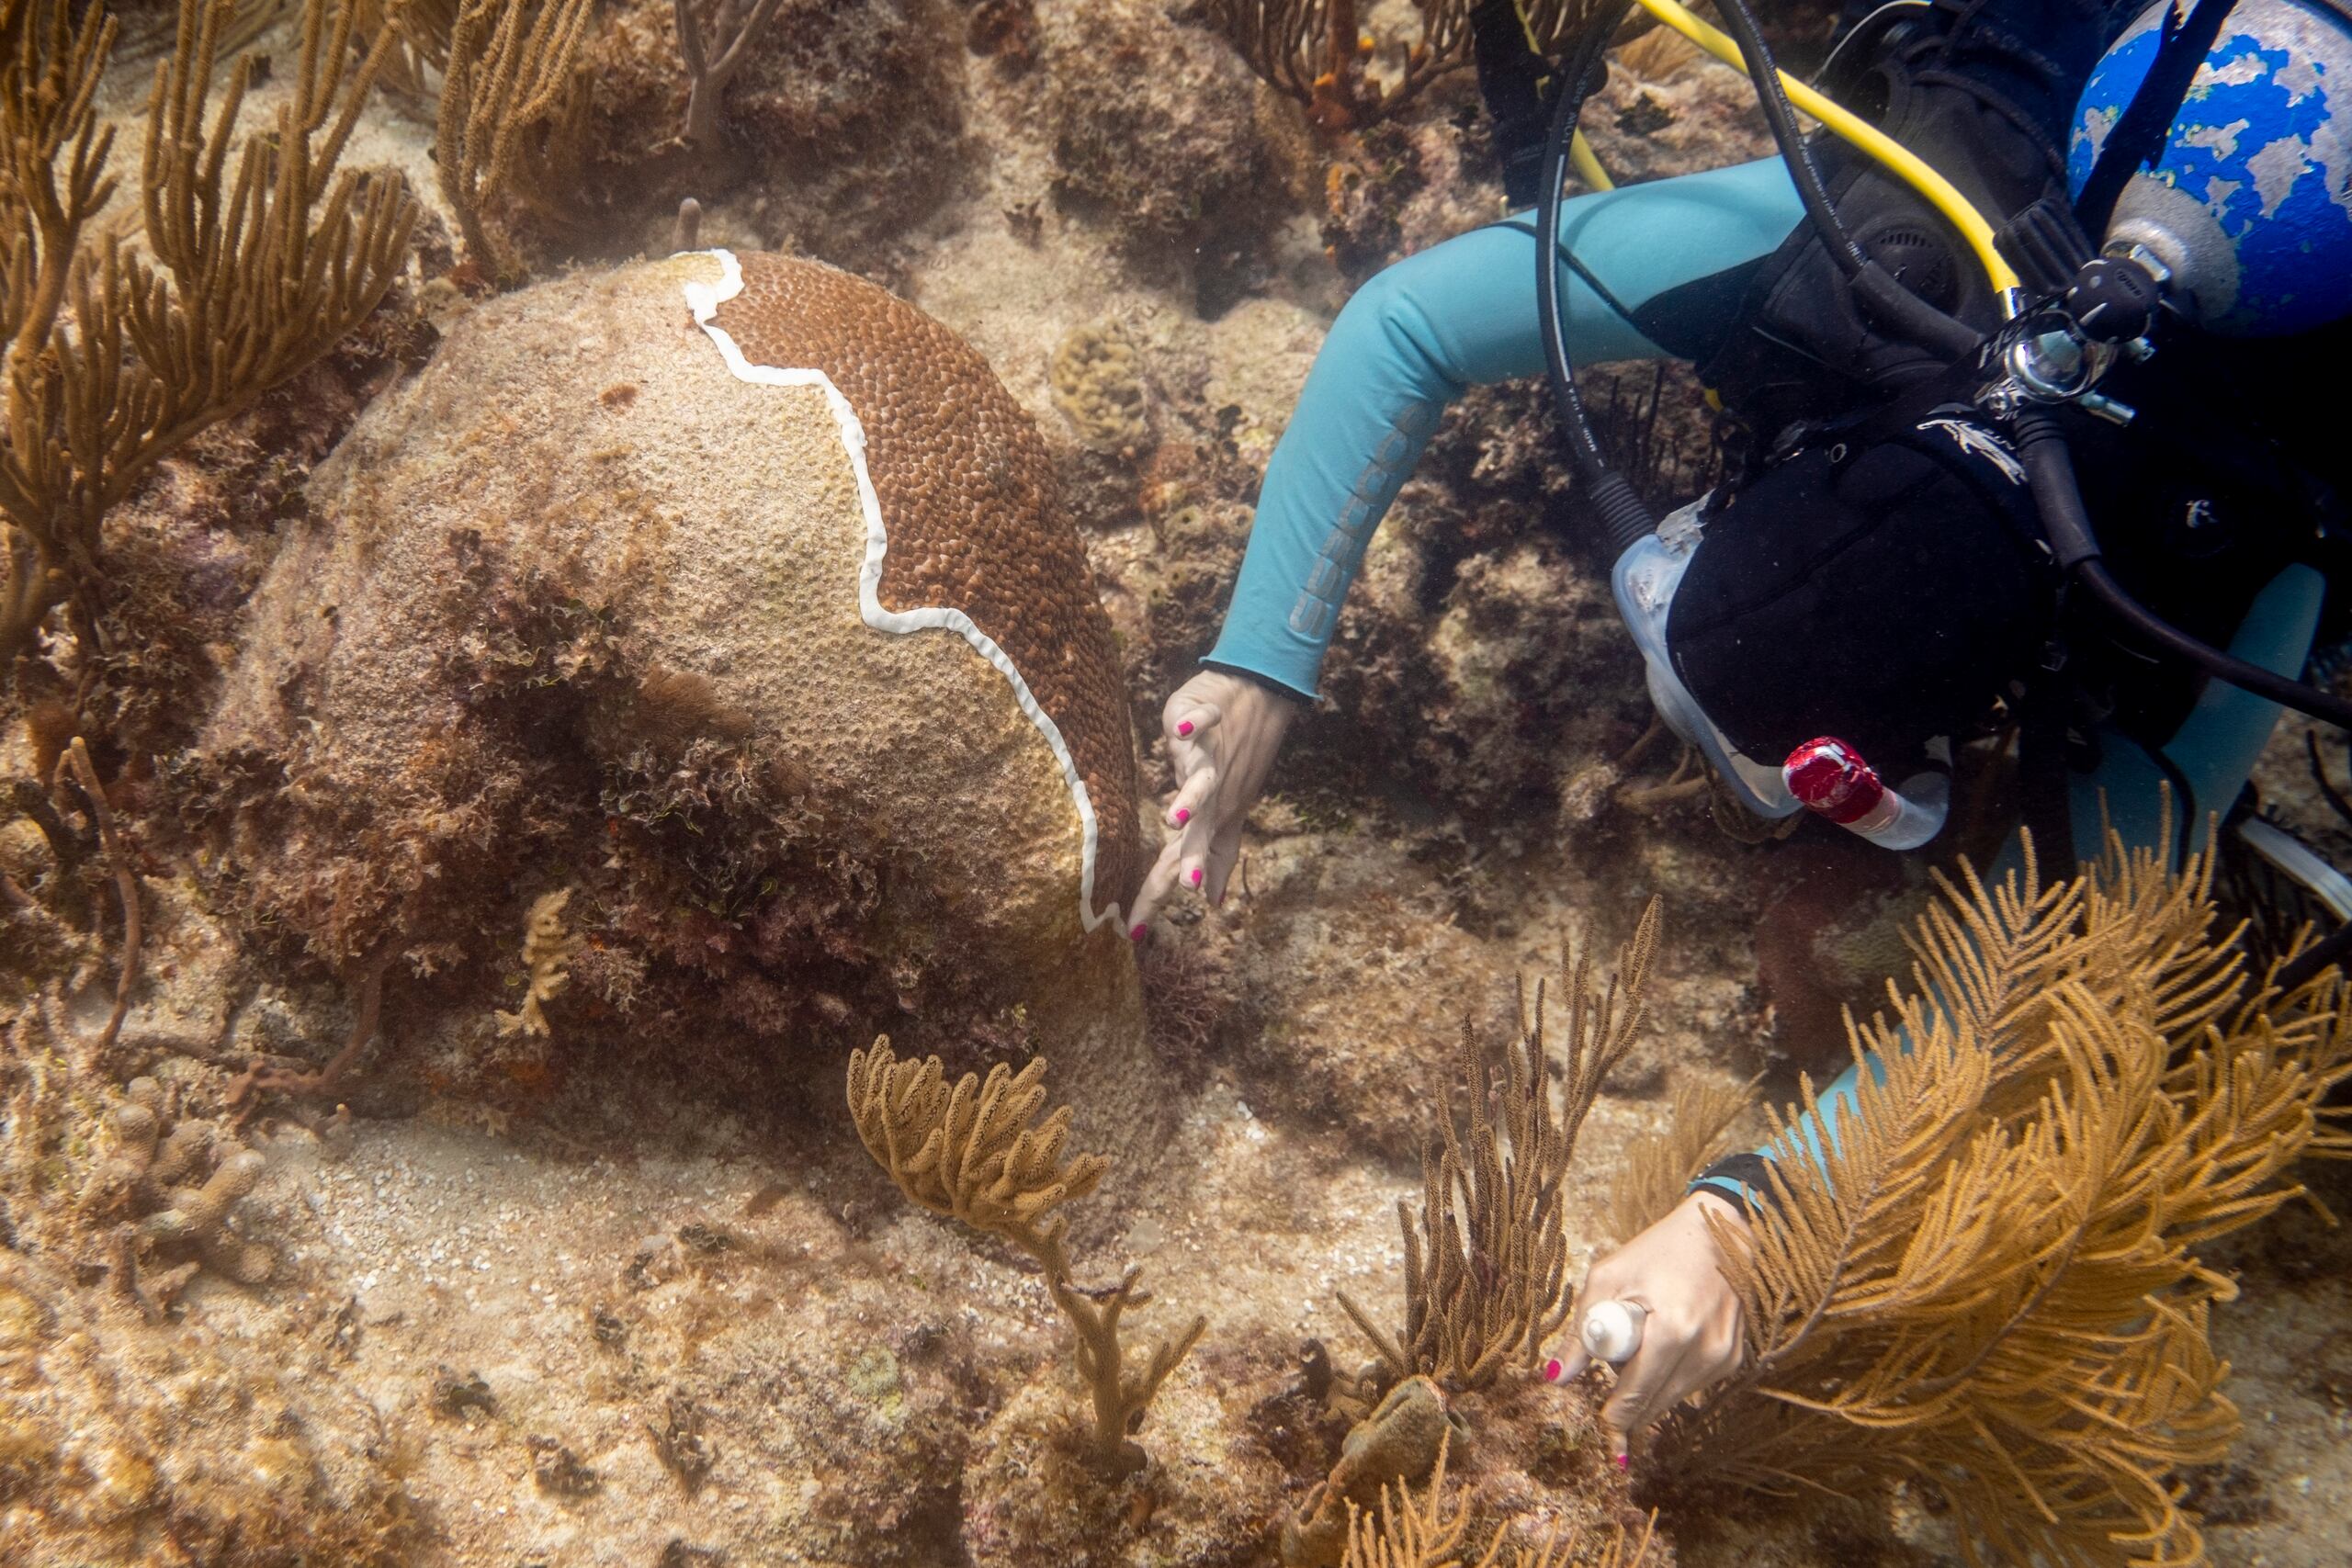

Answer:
[2011,411,2352,732]
[1534,0,1659,560]
[1710,0,1984,361]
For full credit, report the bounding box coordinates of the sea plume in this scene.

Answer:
[1635,829,2352,1567]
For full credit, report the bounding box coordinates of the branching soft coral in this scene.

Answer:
[1,0,418,680]
[1205,0,1613,131]
[847,1039,1204,1473]
[1340,900,1659,1393]
[435,0,594,280]
[495,887,582,1038]
[1638,831,2352,1567]
[1339,1431,1659,1568]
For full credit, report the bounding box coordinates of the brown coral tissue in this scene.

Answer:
[1640,829,2352,1568]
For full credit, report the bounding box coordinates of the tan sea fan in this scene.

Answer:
[1639,830,2352,1568]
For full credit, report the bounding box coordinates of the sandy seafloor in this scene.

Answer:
[10,2,2352,1563]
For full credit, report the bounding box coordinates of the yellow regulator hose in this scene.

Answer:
[1570,129,1615,191]
[1628,0,2022,303]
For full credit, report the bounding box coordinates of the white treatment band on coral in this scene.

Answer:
[679,249,1119,933]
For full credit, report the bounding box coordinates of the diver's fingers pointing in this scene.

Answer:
[1169,804,1225,904]
[1202,823,1244,905]
[1165,699,1225,750]
[1598,1340,1689,1461]
[1129,834,1189,939]
[1166,765,1220,829]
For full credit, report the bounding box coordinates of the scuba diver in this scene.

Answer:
[1125,0,2352,1458]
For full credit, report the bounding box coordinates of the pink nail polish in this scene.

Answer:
[1177,721,1193,737]
[1189,868,1204,887]
[1543,1358,1563,1382]
[1129,923,1147,942]
[1174,808,1190,825]
[1614,1453,1630,1470]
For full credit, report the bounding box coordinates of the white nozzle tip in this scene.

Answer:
[1579,1300,1647,1364]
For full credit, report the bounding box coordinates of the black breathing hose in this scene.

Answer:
[2011,411,2352,731]
[1711,0,1985,361]
[1710,0,1867,275]
[1533,0,1657,559]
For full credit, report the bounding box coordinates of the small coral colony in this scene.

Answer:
[3,0,2349,1564]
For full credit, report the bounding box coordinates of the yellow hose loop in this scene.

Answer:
[1629,0,2022,305]
[1570,129,1615,192]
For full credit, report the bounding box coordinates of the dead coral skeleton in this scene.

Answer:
[496,887,582,1037]
[49,737,141,1056]
[672,0,786,152]
[0,0,419,682]
[85,1076,277,1316]
[846,1038,1205,1473]
[224,942,394,1115]
[1636,829,2352,1567]
[1340,899,1660,1393]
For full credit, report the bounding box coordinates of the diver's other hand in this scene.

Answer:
[1126,670,1299,938]
[1555,1190,1748,1462]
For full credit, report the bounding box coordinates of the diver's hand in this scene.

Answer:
[1555,1190,1749,1461]
[1126,670,1299,939]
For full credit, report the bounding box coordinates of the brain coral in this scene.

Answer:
[690,252,1140,919]
[199,252,1148,1115]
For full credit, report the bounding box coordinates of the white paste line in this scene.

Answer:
[680,249,1120,933]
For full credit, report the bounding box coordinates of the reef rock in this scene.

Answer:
[201,251,1152,1130]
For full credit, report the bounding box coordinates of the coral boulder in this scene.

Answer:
[201,252,1149,1120]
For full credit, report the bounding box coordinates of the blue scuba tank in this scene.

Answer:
[2071,0,2352,335]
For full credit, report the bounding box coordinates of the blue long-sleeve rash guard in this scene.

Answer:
[1200,153,2324,1197]
[1205,157,1807,700]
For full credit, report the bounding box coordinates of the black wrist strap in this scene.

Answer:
[1199,659,1313,705]
[1690,1152,1783,1222]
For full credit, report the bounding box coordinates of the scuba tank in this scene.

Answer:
[2073,0,2352,337]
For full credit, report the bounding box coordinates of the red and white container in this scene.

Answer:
[1782,737,1949,851]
